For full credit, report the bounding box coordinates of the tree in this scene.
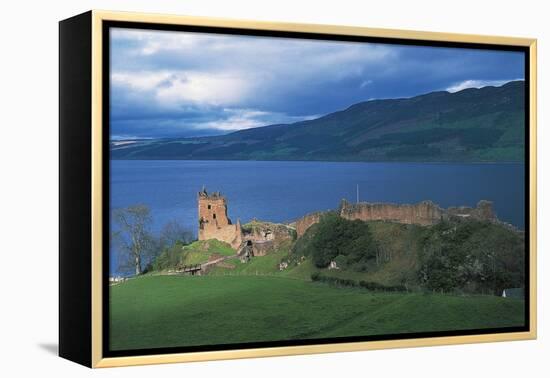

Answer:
[112,204,154,275]
[158,220,193,249]
[149,220,195,272]
[418,220,524,294]
[300,213,378,270]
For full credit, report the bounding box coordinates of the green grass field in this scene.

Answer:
[109,275,524,351]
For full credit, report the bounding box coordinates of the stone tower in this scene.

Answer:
[198,187,242,249]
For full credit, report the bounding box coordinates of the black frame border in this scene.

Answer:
[101,20,531,359]
[59,11,94,367]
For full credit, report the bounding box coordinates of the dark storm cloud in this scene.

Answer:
[110,28,524,138]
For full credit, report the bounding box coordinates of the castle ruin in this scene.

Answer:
[296,199,497,237]
[198,188,242,249]
[197,187,498,252]
[198,187,295,255]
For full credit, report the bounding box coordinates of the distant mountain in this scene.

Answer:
[111,81,525,162]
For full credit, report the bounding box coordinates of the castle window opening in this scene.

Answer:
[198,187,243,250]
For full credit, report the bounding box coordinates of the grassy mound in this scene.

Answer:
[109,275,525,351]
[153,239,235,271]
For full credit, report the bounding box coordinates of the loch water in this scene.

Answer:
[110,160,525,274]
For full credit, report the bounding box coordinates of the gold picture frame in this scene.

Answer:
[59,10,537,368]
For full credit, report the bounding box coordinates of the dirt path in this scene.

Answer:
[201,254,239,269]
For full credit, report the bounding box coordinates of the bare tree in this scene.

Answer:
[112,204,154,275]
[159,220,194,249]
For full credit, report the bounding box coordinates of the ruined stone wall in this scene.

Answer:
[296,211,326,238]
[242,221,295,256]
[340,199,443,226]
[250,241,274,257]
[200,223,242,249]
[445,200,496,221]
[295,199,498,238]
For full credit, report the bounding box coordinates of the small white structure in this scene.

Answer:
[279,261,289,271]
[328,260,339,270]
[109,276,127,284]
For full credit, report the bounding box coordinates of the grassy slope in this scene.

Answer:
[207,221,424,286]
[110,275,524,351]
[208,241,293,276]
[153,239,235,271]
[181,240,235,265]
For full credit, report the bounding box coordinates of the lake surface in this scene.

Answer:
[110,160,525,274]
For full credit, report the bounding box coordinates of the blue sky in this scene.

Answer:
[110,28,525,139]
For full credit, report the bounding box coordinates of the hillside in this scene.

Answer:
[111,81,525,162]
[290,215,524,295]
[150,216,524,296]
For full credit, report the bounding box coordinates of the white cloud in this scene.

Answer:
[156,72,253,106]
[198,109,266,131]
[192,108,320,131]
[111,28,202,55]
[112,70,255,107]
[111,28,394,86]
[111,71,168,91]
[446,79,522,93]
[360,79,373,89]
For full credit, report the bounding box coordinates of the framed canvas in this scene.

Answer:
[59,10,537,368]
